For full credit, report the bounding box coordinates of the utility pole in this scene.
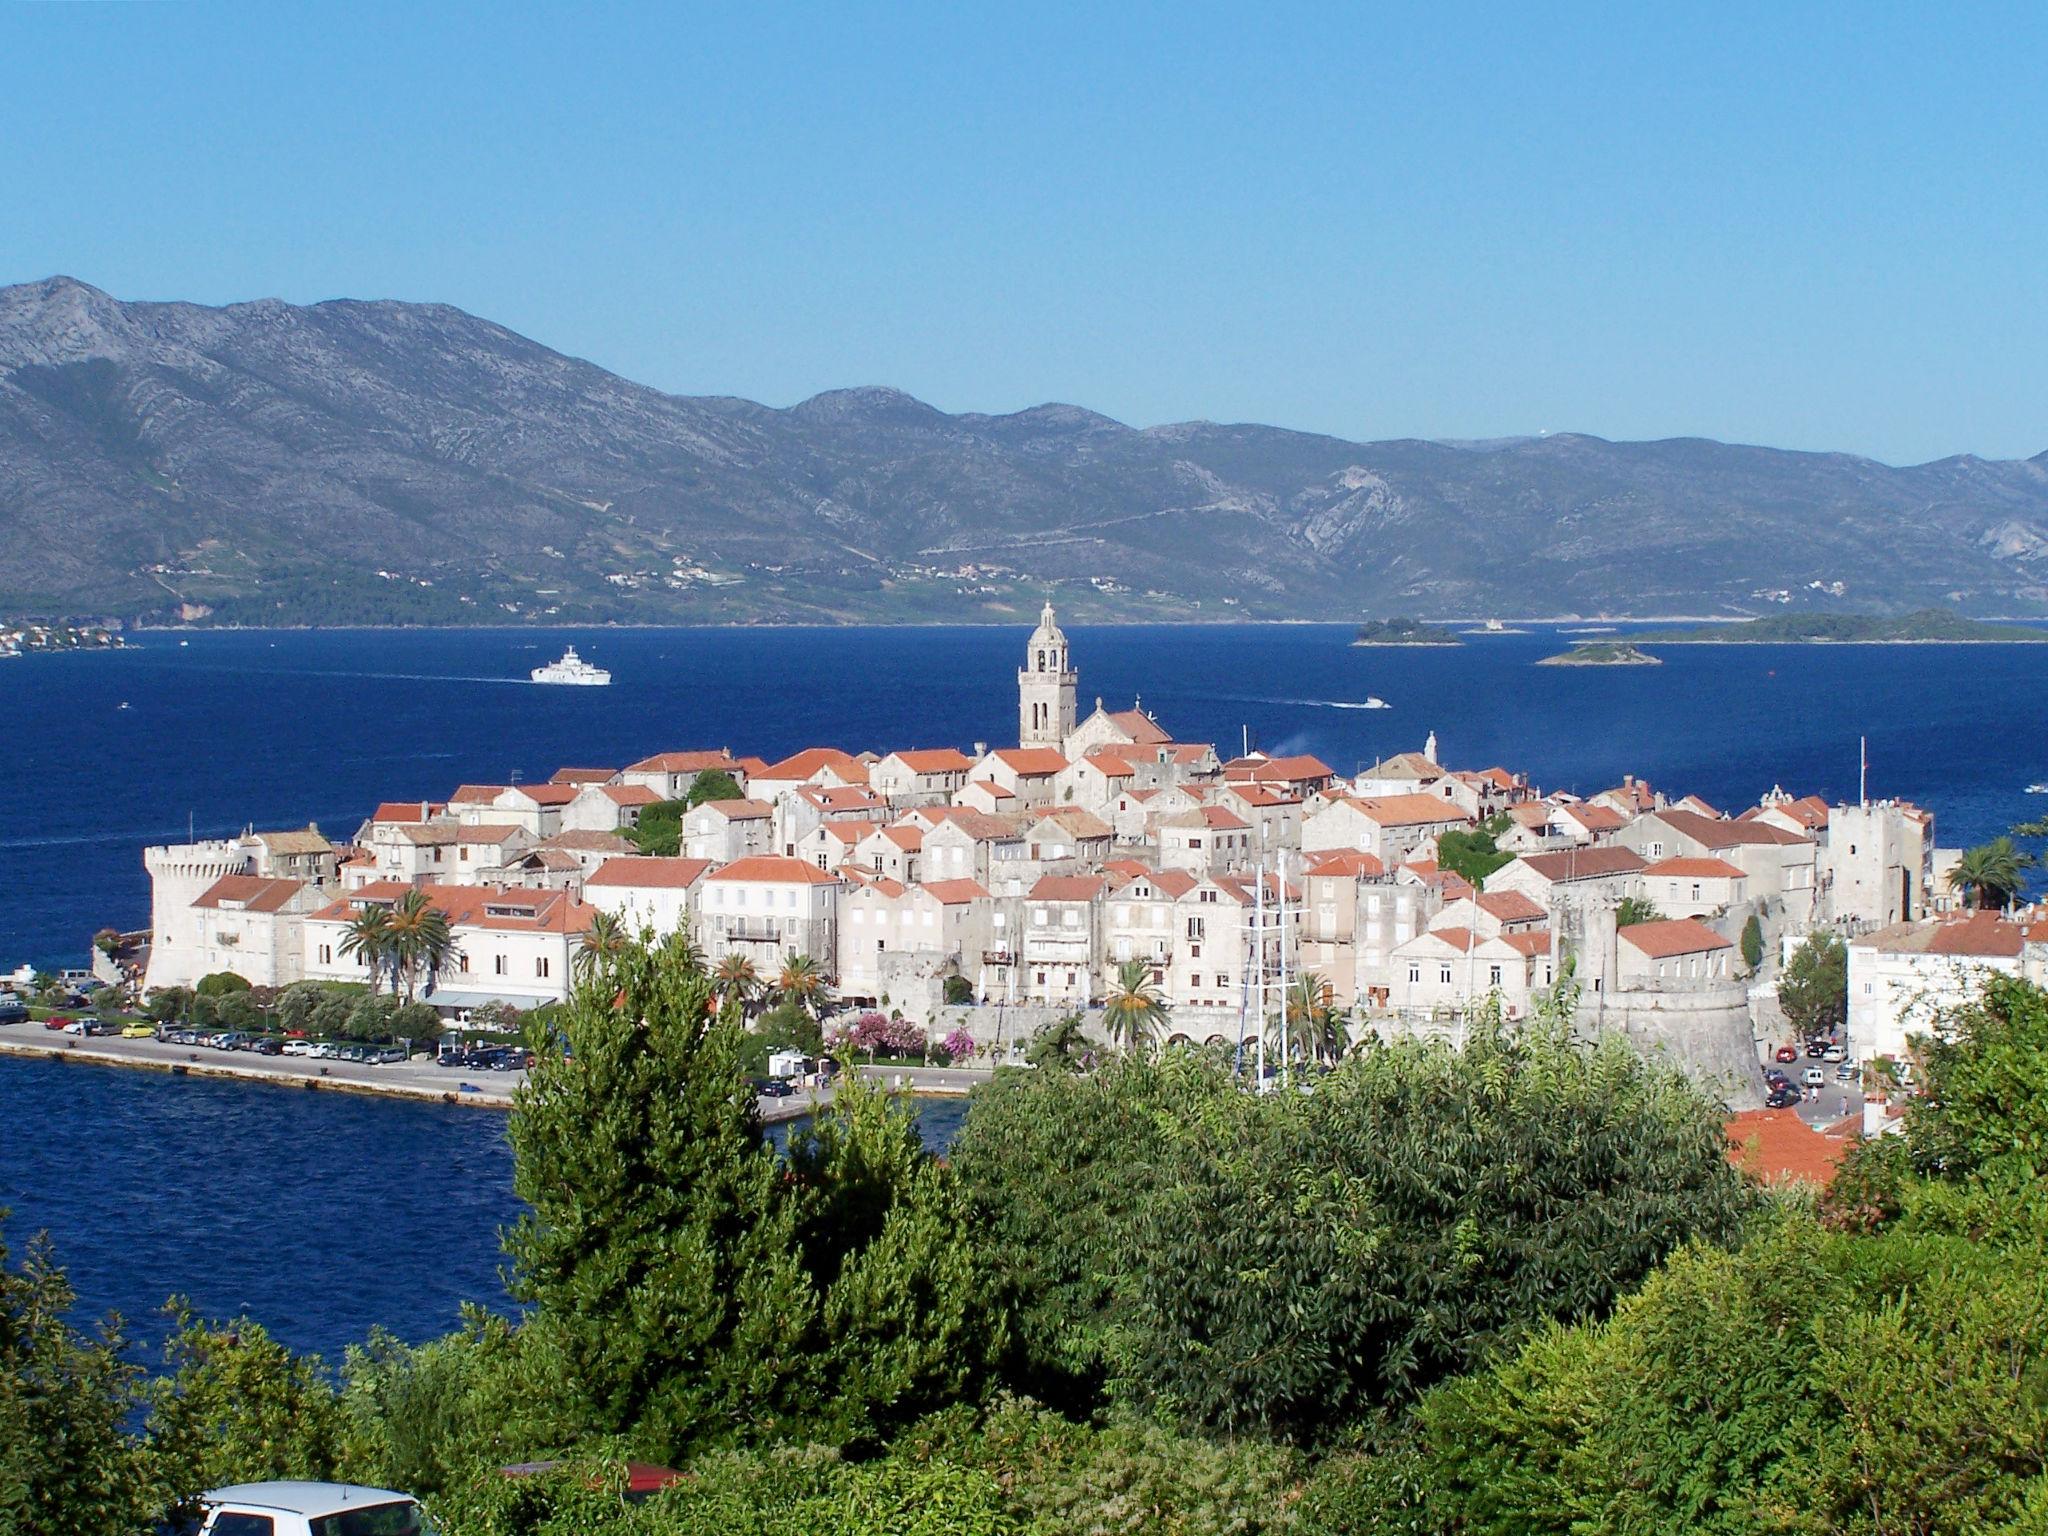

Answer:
[1251,858,1266,1088]
[1277,849,1292,1091]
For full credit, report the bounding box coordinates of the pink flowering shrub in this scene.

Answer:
[940,1027,978,1063]
[829,1010,927,1059]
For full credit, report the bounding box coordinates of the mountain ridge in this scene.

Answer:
[4,275,2046,625]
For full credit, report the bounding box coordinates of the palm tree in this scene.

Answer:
[1285,971,1343,1066]
[577,910,631,979]
[338,907,394,994]
[713,953,761,1014]
[1102,959,1168,1054]
[774,952,830,1019]
[385,889,453,1002]
[1947,836,2034,910]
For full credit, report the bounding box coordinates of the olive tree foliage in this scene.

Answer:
[0,1221,151,1536]
[504,927,996,1463]
[1414,1217,2048,1536]
[1777,931,1847,1040]
[951,997,1756,1442]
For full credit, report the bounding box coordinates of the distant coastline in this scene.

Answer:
[1629,608,2048,645]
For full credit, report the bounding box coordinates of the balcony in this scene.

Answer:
[724,924,784,944]
[981,949,1015,965]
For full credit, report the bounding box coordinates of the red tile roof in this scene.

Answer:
[1029,874,1106,902]
[1082,751,1139,777]
[1105,708,1173,745]
[194,875,308,913]
[989,747,1069,775]
[599,783,662,806]
[1620,917,1734,958]
[549,767,618,785]
[626,750,739,774]
[695,798,772,821]
[371,801,442,823]
[1477,890,1547,922]
[1499,929,1554,957]
[1656,808,1808,848]
[1513,847,1648,882]
[922,878,991,904]
[704,856,842,886]
[888,748,974,773]
[449,784,508,805]
[586,857,713,889]
[1344,791,1473,828]
[1725,1108,1849,1188]
[757,747,869,784]
[1305,849,1389,878]
[1645,855,1747,880]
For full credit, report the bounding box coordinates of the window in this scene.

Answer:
[319,943,332,964]
[536,956,550,979]
[1691,882,1702,901]
[1190,942,1201,958]
[1439,965,1453,985]
[209,1517,277,1536]
[494,955,508,976]
[1408,965,1421,983]
[1489,965,1502,986]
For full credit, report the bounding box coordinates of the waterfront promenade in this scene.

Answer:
[0,1027,986,1118]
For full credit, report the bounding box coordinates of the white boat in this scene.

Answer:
[530,645,611,686]
[2027,782,2048,795]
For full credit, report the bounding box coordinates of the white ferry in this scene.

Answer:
[530,645,611,686]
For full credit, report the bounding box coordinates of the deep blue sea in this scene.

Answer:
[3,621,2047,1360]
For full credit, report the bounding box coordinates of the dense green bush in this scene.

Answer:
[953,1009,1754,1441]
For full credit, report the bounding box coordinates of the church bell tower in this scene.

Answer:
[1018,599,1078,749]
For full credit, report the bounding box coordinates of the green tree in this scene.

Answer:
[195,970,253,998]
[1614,894,1663,927]
[575,909,630,980]
[137,1305,348,1526]
[685,768,744,808]
[144,986,191,1025]
[1437,825,1513,886]
[1100,959,1168,1053]
[774,952,831,1021]
[713,952,762,1014]
[627,798,689,856]
[275,980,326,1036]
[953,1006,1756,1442]
[943,975,976,1006]
[1286,971,1343,1064]
[1739,913,1764,972]
[390,1001,445,1052]
[1023,1011,1089,1073]
[1948,835,2035,910]
[387,889,455,1001]
[214,991,263,1032]
[339,906,395,993]
[0,1222,150,1536]
[1778,931,1847,1041]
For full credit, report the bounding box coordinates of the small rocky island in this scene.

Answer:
[1631,607,2048,644]
[1538,639,1662,667]
[1351,617,1463,647]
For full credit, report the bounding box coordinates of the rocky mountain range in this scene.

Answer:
[4,275,2046,625]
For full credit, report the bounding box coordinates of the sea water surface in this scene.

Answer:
[3,622,2047,1358]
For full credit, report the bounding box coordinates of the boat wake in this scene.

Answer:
[1201,693,1390,711]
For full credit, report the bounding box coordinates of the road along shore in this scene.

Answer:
[0,1030,987,1119]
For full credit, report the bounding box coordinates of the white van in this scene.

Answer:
[199,1481,425,1536]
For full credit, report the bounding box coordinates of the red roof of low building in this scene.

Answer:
[1513,847,1649,883]
[922,878,992,904]
[1644,856,1748,880]
[194,874,308,913]
[1725,1107,1850,1188]
[989,747,1069,775]
[549,767,617,785]
[371,801,443,823]
[599,784,661,806]
[1029,874,1106,902]
[1476,890,1547,922]
[696,798,772,821]
[889,748,974,773]
[756,747,869,784]
[626,750,740,774]
[1344,791,1472,828]
[704,856,842,886]
[586,857,713,889]
[1304,849,1388,878]
[1104,708,1173,745]
[1619,917,1734,958]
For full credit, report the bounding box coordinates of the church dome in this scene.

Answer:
[1027,599,1067,650]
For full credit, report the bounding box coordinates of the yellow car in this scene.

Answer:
[120,1023,156,1039]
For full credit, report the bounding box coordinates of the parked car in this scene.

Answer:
[198,1481,426,1536]
[754,1076,795,1098]
[1822,1043,1846,1063]
[213,1031,250,1051]
[1773,1044,1798,1063]
[120,1023,156,1038]
[371,1046,406,1064]
[1804,1038,1829,1058]
[490,1047,531,1072]
[308,1041,340,1060]
[1767,1085,1803,1109]
[1835,1062,1859,1082]
[499,1460,684,1505]
[250,1037,283,1056]
[282,1040,316,1057]
[0,999,28,1025]
[82,1019,118,1036]
[1802,1065,1826,1087]
[62,1019,91,1034]
[44,1015,74,1031]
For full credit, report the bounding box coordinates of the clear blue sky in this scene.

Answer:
[4,2,2043,463]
